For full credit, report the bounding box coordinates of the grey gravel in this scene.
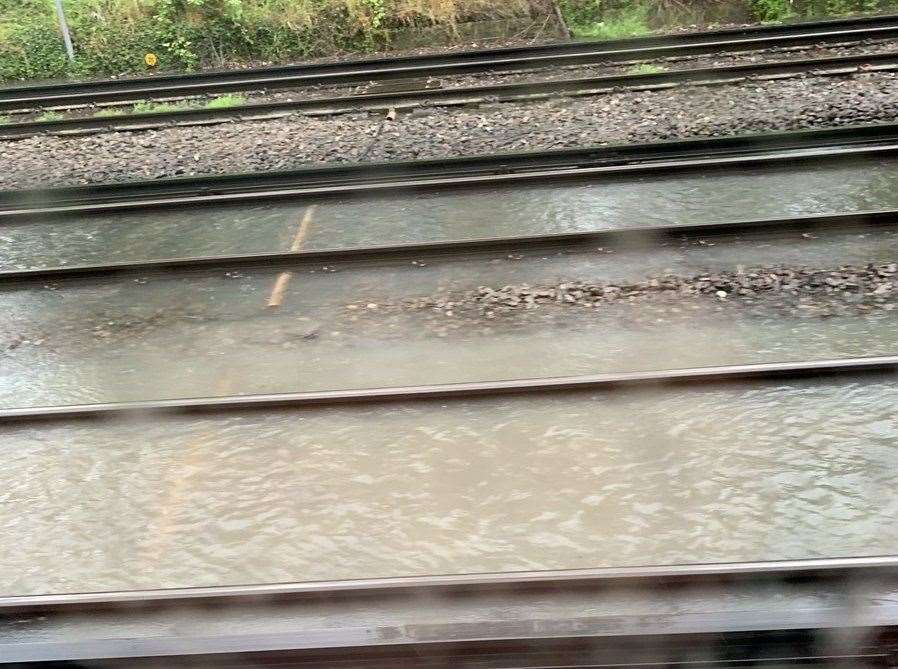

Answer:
[6,262,895,354]
[145,37,898,108]
[350,262,898,323]
[14,37,898,124]
[2,69,898,190]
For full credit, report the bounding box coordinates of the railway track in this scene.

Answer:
[0,355,895,424]
[0,209,895,284]
[4,13,898,114]
[3,556,898,666]
[3,49,898,141]
[3,73,898,665]
[4,121,898,219]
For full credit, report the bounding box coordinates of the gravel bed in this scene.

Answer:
[13,37,898,124]
[5,262,895,354]
[344,262,898,333]
[3,69,898,190]
[264,37,898,101]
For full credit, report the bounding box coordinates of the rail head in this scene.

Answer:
[3,556,898,666]
[3,555,898,611]
[0,355,896,424]
[3,13,898,111]
[3,120,898,212]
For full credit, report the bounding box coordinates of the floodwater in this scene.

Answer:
[2,377,897,596]
[1,222,897,407]
[2,156,898,269]
[2,152,898,597]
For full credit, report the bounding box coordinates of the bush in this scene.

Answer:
[0,0,538,81]
[3,0,898,82]
[559,0,747,34]
[0,7,70,80]
[749,0,889,20]
[559,0,896,31]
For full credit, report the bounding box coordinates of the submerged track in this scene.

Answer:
[4,122,898,219]
[1,209,896,283]
[0,356,896,424]
[3,57,898,666]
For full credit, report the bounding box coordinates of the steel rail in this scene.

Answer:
[3,556,898,665]
[3,555,897,609]
[9,12,898,97]
[8,13,898,94]
[0,356,896,424]
[3,209,896,284]
[5,14,898,111]
[4,143,897,222]
[5,638,893,667]
[6,122,898,211]
[4,50,897,140]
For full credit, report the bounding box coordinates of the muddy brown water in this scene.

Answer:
[1,155,898,596]
[2,219,898,407]
[3,156,898,270]
[2,377,897,596]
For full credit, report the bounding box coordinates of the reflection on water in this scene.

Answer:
[2,153,898,600]
[2,158,898,269]
[1,225,897,407]
[0,203,308,270]
[2,378,897,596]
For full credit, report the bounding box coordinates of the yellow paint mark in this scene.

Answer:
[267,205,317,308]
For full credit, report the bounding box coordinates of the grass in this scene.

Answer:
[36,110,65,122]
[93,108,126,117]
[629,63,665,75]
[204,94,248,110]
[101,95,245,119]
[0,0,537,82]
[6,0,897,83]
[132,100,194,114]
[567,4,651,40]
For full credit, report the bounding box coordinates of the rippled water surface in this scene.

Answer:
[3,157,898,269]
[2,378,897,596]
[1,224,897,407]
[3,152,898,598]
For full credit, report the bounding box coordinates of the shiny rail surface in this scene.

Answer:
[5,22,898,663]
[3,50,898,140]
[3,555,896,609]
[4,13,898,111]
[3,556,898,666]
[0,356,896,424]
[4,122,898,220]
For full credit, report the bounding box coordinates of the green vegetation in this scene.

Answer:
[204,93,247,109]
[629,62,664,75]
[2,0,898,83]
[558,0,898,37]
[749,0,881,21]
[132,100,192,114]
[0,115,8,125]
[102,95,243,118]
[559,1,650,39]
[36,110,65,122]
[92,108,126,117]
[0,0,533,81]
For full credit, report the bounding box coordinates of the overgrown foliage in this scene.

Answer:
[749,0,884,20]
[559,0,898,37]
[2,0,898,81]
[0,0,533,80]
